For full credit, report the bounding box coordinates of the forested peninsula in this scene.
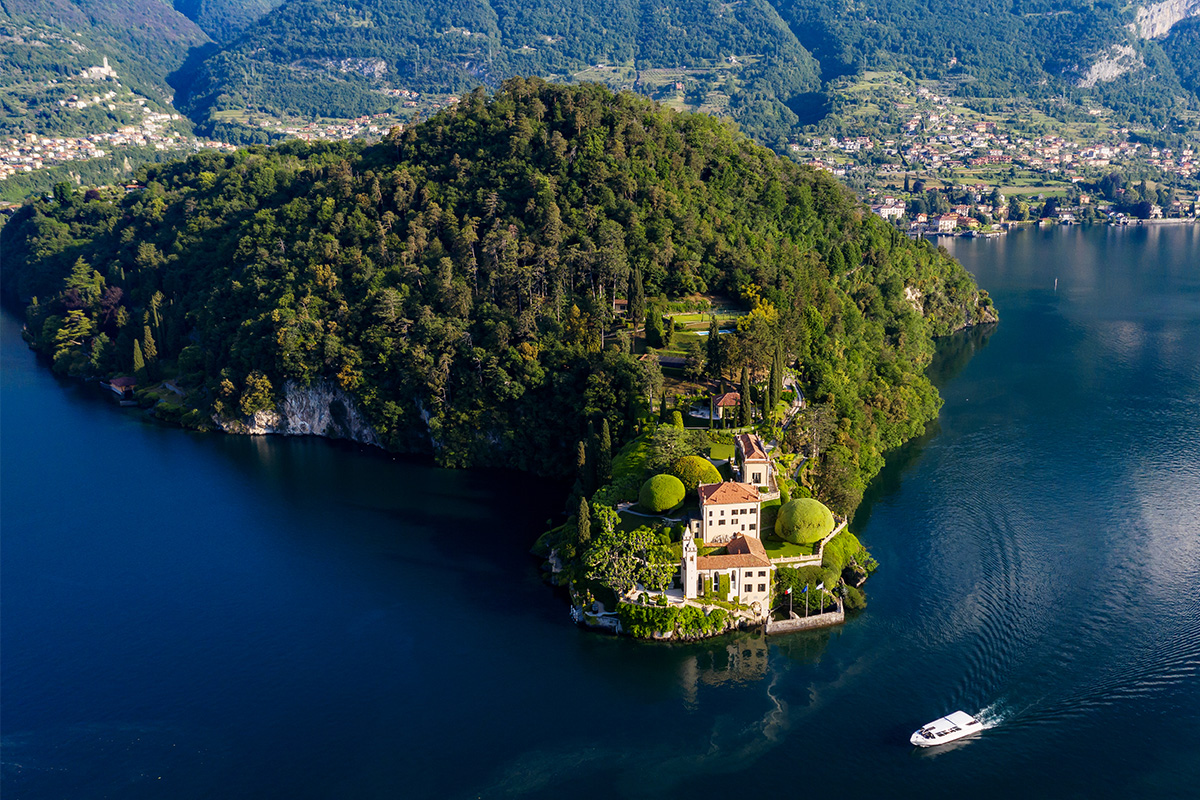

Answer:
[3,80,995,631]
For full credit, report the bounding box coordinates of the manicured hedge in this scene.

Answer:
[775,497,836,544]
[639,474,685,512]
[669,455,722,494]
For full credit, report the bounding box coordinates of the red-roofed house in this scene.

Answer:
[712,391,740,420]
[103,376,137,399]
[734,433,772,488]
[697,481,761,544]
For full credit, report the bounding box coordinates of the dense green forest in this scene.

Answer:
[170,0,284,43]
[4,80,993,511]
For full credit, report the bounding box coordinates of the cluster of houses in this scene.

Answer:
[788,77,1197,211]
[1,59,235,183]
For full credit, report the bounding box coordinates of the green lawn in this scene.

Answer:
[762,535,820,560]
[709,443,735,460]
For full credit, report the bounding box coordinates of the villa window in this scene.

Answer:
[718,519,725,525]
[749,523,756,530]
[758,571,766,577]
[720,510,725,516]
[758,584,766,592]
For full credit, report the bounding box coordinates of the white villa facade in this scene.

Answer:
[696,481,761,543]
[681,478,775,612]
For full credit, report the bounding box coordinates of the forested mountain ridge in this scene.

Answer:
[176,0,821,145]
[4,81,993,511]
[172,0,1200,145]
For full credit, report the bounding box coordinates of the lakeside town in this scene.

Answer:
[788,74,1200,228]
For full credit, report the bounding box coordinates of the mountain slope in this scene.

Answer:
[171,0,284,42]
[0,0,211,104]
[176,0,821,144]
[177,0,1200,145]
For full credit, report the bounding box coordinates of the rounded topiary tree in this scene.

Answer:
[775,497,836,544]
[669,455,722,495]
[639,474,686,513]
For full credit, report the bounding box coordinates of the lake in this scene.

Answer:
[3,224,1198,797]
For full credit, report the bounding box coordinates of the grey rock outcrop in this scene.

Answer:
[1131,0,1200,39]
[216,380,380,446]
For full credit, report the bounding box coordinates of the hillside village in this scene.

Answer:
[6,50,1199,224]
[0,58,235,192]
[790,74,1200,226]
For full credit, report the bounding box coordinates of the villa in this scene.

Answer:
[711,391,741,419]
[679,477,776,611]
[695,480,761,543]
[682,529,774,610]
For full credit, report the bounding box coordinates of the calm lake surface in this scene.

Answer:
[3,224,1199,798]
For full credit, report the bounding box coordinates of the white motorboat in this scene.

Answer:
[909,711,983,747]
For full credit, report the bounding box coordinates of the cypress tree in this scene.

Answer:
[576,496,591,548]
[770,342,784,413]
[597,419,612,484]
[142,325,157,363]
[630,262,646,333]
[706,316,721,379]
[132,338,145,381]
[576,439,594,496]
[768,355,778,418]
[739,365,752,427]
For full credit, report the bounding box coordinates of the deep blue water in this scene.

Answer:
[3,224,1199,798]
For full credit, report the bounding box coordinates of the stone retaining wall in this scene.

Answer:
[765,608,845,634]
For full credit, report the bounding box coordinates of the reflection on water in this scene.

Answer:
[680,632,771,707]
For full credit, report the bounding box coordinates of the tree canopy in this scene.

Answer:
[3,79,992,507]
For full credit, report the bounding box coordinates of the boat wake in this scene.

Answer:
[973,701,1008,729]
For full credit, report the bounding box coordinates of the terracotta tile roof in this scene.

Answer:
[727,534,768,559]
[735,433,768,462]
[698,481,761,505]
[713,391,741,407]
[697,534,772,569]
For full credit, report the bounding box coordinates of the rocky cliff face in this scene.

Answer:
[216,380,381,446]
[1132,0,1200,39]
